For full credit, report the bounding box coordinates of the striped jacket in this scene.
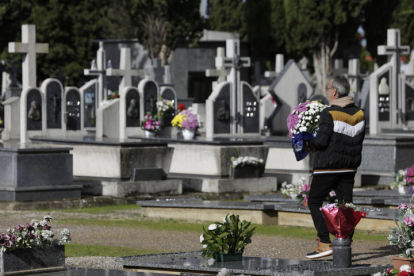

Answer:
[308,96,365,174]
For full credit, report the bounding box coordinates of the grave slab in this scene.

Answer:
[0,143,81,201]
[102,180,182,197]
[30,267,175,276]
[30,137,174,196]
[120,251,390,276]
[129,135,267,177]
[137,199,279,225]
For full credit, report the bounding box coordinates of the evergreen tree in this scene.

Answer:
[284,0,367,95]
[391,0,414,47]
[207,0,246,39]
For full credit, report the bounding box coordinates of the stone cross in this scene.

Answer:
[205,47,229,89]
[265,54,284,78]
[8,25,49,91]
[84,42,107,107]
[215,39,251,133]
[106,48,144,92]
[378,29,410,123]
[348,59,363,105]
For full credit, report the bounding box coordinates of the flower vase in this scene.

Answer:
[391,256,414,269]
[182,128,195,140]
[214,252,243,262]
[290,194,298,199]
[398,185,409,195]
[302,200,308,207]
[145,131,155,138]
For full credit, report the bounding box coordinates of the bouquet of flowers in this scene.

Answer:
[390,169,408,189]
[231,156,264,168]
[171,109,199,130]
[200,214,256,260]
[388,203,414,258]
[0,215,71,252]
[406,165,414,185]
[156,96,174,114]
[376,265,414,276]
[141,112,160,132]
[287,101,327,161]
[177,103,186,113]
[320,202,366,239]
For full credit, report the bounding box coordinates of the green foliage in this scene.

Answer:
[362,0,399,60]
[391,0,414,47]
[208,0,246,39]
[200,214,256,259]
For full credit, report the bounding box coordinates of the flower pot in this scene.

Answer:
[182,128,195,140]
[398,185,409,194]
[0,245,65,274]
[145,131,155,138]
[302,200,308,207]
[391,256,414,269]
[231,165,264,179]
[214,252,243,262]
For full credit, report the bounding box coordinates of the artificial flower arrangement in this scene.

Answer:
[387,203,414,259]
[286,101,327,161]
[0,215,71,252]
[200,214,256,260]
[280,178,336,203]
[171,109,199,130]
[141,112,160,133]
[375,265,414,276]
[230,156,264,168]
[320,202,366,239]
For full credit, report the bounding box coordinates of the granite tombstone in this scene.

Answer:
[138,78,159,116]
[65,88,81,131]
[26,88,42,131]
[41,78,63,129]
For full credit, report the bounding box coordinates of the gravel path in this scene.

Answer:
[0,209,397,271]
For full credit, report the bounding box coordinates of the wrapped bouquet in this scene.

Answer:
[287,101,327,161]
[320,202,366,239]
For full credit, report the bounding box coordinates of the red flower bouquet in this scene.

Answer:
[320,203,366,239]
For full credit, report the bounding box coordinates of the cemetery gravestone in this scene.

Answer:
[26,88,42,131]
[210,82,231,135]
[80,79,97,129]
[42,79,63,129]
[160,86,177,127]
[65,88,81,131]
[138,79,159,116]
[240,82,259,133]
[125,88,140,128]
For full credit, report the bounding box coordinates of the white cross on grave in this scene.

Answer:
[264,54,284,78]
[106,48,144,92]
[8,25,49,91]
[378,29,410,127]
[84,42,107,107]
[205,47,229,89]
[216,39,251,133]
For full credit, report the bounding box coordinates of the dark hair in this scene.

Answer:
[331,75,350,97]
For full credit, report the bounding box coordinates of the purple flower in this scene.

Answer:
[405,165,414,184]
[43,224,51,230]
[329,191,336,197]
[14,225,24,232]
[404,216,414,226]
[181,110,199,130]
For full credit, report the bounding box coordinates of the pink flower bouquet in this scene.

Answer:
[141,112,160,132]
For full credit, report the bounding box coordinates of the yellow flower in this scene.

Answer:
[171,114,186,128]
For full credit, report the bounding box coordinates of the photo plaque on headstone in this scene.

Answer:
[66,89,81,131]
[241,82,259,133]
[26,88,42,131]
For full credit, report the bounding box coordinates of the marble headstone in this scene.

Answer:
[138,79,159,116]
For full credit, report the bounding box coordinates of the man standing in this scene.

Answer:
[304,76,365,259]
